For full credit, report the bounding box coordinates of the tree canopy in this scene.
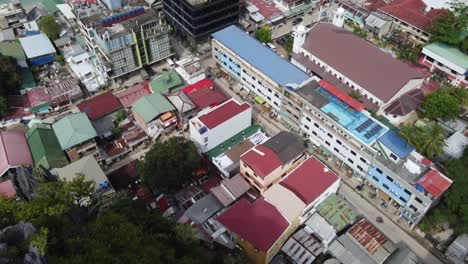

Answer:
[399,123,446,159]
[39,16,61,41]
[422,88,461,121]
[431,0,468,54]
[0,54,21,97]
[139,137,200,192]
[284,36,294,52]
[420,148,468,234]
[255,26,271,44]
[0,176,212,263]
[0,96,7,118]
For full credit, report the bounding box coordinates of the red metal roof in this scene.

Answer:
[240,145,282,179]
[0,179,16,198]
[77,92,122,121]
[27,87,52,108]
[115,82,152,108]
[379,0,446,30]
[107,160,138,191]
[280,157,339,204]
[319,79,365,111]
[348,219,388,255]
[216,198,289,252]
[417,169,452,198]
[249,0,283,20]
[198,100,250,129]
[182,79,228,110]
[0,131,34,177]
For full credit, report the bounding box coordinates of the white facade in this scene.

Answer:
[421,46,468,87]
[189,99,252,153]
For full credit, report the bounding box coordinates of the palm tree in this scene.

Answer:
[419,124,447,159]
[399,124,422,147]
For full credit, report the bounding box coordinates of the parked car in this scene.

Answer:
[292,17,303,25]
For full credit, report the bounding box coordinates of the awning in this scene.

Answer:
[319,79,365,111]
[255,96,266,104]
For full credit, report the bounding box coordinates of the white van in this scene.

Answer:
[166,58,175,67]
[266,43,277,52]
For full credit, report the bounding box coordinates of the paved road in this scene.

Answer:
[338,184,443,264]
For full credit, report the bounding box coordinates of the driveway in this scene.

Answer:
[338,183,444,264]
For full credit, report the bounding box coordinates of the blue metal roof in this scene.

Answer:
[212,25,310,86]
[377,130,414,159]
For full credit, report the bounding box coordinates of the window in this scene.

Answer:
[336,139,342,145]
[325,141,330,146]
[314,123,319,128]
[350,150,356,156]
[204,137,208,143]
[360,157,367,164]
[214,47,219,51]
[304,125,310,130]
[390,153,398,160]
[404,189,411,195]
[372,176,379,182]
[242,69,247,73]
[399,197,407,203]
[274,101,279,106]
[383,184,389,189]
[386,176,393,182]
[376,168,383,174]
[347,158,354,164]
[252,76,256,81]
[267,96,271,101]
[267,88,272,93]
[415,197,423,204]
[274,93,280,98]
[258,81,263,86]
[327,132,332,138]
[334,147,339,153]
[306,116,311,122]
[357,165,363,172]
[312,131,317,136]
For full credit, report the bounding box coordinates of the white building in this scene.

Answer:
[189,98,252,153]
[174,56,206,85]
[420,42,468,87]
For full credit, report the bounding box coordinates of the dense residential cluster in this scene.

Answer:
[0,0,467,263]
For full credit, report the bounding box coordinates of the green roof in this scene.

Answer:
[316,193,358,231]
[207,125,263,159]
[52,113,97,150]
[149,70,185,94]
[0,42,26,61]
[424,42,468,70]
[75,34,87,48]
[20,68,37,91]
[132,93,175,123]
[26,124,69,169]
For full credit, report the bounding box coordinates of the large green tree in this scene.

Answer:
[39,16,61,41]
[139,137,199,192]
[255,26,271,44]
[0,177,211,263]
[0,54,21,97]
[422,88,460,121]
[431,0,468,53]
[284,36,294,52]
[0,96,7,118]
[399,124,446,159]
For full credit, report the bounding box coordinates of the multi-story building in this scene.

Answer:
[74,5,172,79]
[420,42,468,87]
[291,23,428,125]
[211,25,311,116]
[189,98,252,153]
[240,131,306,193]
[0,0,27,31]
[163,0,240,45]
[211,25,453,228]
[377,0,446,44]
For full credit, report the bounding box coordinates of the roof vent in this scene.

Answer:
[324,167,329,173]
[252,147,265,156]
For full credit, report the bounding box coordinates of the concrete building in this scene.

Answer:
[163,0,240,45]
[174,57,206,85]
[378,0,447,44]
[74,5,172,79]
[291,23,427,125]
[446,234,468,264]
[132,93,177,138]
[189,98,252,153]
[0,0,27,31]
[52,113,99,162]
[420,42,468,87]
[211,25,311,114]
[240,131,306,193]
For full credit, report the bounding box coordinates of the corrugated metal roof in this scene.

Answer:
[423,42,468,70]
[263,131,305,165]
[132,93,175,123]
[26,124,69,169]
[212,25,310,86]
[52,113,97,150]
[377,130,414,159]
[19,33,56,59]
[0,131,34,177]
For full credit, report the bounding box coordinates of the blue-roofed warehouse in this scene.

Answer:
[211,25,310,111]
